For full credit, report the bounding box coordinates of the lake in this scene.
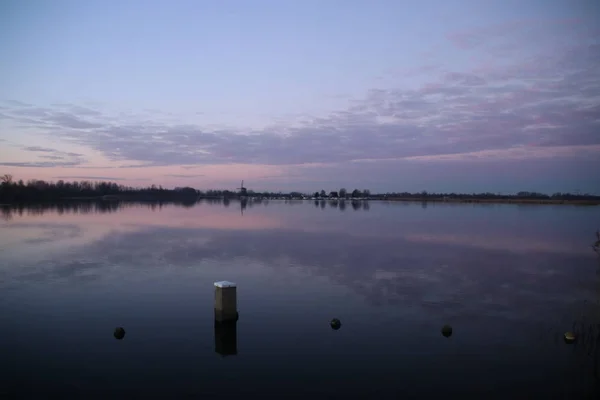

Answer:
[1,199,599,399]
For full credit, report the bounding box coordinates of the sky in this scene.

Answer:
[0,0,599,194]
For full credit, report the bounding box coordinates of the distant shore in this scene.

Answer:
[1,197,599,207]
[61,194,200,201]
[2,176,598,206]
[381,197,600,206]
[17,195,599,206]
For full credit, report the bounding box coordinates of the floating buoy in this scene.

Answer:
[114,327,126,340]
[441,325,453,338]
[564,331,576,344]
[330,318,342,330]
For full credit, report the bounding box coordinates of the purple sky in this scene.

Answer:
[1,0,599,194]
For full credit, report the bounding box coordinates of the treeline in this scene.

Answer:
[374,190,600,201]
[1,174,599,204]
[311,188,600,201]
[312,189,371,198]
[0,175,199,203]
[0,174,314,203]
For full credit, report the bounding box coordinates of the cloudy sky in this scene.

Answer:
[0,0,599,194]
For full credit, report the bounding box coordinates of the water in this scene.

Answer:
[1,200,599,399]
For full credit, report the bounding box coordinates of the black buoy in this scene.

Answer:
[564,331,576,344]
[114,327,126,340]
[330,318,342,330]
[441,324,452,338]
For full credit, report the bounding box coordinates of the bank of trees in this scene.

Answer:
[312,188,371,199]
[1,174,598,204]
[0,174,198,203]
[372,190,600,201]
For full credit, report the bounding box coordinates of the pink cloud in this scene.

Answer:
[419,82,444,94]
[402,145,600,163]
[445,18,583,50]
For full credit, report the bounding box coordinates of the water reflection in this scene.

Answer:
[241,198,247,216]
[214,320,238,356]
[1,198,377,220]
[1,201,599,397]
[1,201,596,263]
[3,209,597,313]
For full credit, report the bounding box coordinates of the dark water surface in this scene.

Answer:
[1,200,599,399]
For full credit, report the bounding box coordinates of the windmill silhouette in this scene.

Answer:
[237,180,247,197]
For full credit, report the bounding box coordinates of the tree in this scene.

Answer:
[1,174,13,185]
[339,188,347,198]
[320,190,326,198]
[313,191,319,198]
[363,189,370,197]
[351,189,361,198]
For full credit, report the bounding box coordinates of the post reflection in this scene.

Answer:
[214,319,238,357]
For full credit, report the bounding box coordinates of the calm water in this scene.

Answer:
[1,200,599,399]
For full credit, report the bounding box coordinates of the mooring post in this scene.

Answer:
[214,281,238,322]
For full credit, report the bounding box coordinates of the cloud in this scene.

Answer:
[21,145,83,159]
[0,161,83,167]
[443,72,487,86]
[52,175,128,181]
[164,174,206,178]
[23,146,56,152]
[3,100,32,107]
[45,112,104,129]
[10,107,52,118]
[180,165,203,170]
[403,144,600,162]
[2,19,599,175]
[9,145,87,167]
[49,103,103,116]
[0,104,104,130]
[40,155,67,161]
[445,18,585,51]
